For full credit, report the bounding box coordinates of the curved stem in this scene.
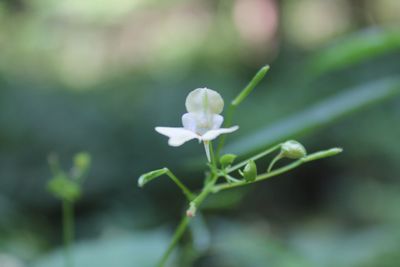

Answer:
[267,152,283,173]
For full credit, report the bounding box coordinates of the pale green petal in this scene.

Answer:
[185,88,224,114]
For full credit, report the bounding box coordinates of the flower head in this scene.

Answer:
[155,88,238,154]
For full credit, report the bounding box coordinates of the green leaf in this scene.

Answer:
[219,154,237,168]
[309,28,400,76]
[138,168,168,187]
[225,78,400,156]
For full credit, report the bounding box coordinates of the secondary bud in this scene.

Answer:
[281,140,307,159]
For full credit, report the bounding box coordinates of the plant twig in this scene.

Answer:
[212,148,342,193]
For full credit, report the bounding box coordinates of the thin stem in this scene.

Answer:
[157,216,191,267]
[216,106,234,155]
[166,170,195,201]
[217,65,270,155]
[208,141,217,168]
[157,174,219,267]
[212,148,343,193]
[231,65,270,107]
[227,143,282,173]
[225,175,241,183]
[63,200,74,267]
[267,152,283,173]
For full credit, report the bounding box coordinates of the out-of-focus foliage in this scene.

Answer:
[0,0,400,266]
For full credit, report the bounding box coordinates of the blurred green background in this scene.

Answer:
[0,0,400,266]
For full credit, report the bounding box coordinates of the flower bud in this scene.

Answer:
[240,160,257,182]
[281,140,307,159]
[219,154,237,168]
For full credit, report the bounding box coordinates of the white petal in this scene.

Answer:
[155,127,199,146]
[201,126,239,141]
[211,114,223,129]
[182,113,197,132]
[185,88,224,114]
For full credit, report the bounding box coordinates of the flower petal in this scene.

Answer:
[185,88,224,114]
[211,114,223,129]
[182,113,197,132]
[201,126,239,141]
[155,127,199,146]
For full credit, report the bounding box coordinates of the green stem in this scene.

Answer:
[63,200,74,267]
[217,65,270,155]
[212,148,342,193]
[231,65,270,107]
[216,106,234,155]
[267,152,283,173]
[157,216,190,267]
[208,141,217,168]
[157,173,219,267]
[166,170,195,201]
[227,143,282,173]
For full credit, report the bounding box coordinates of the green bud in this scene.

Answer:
[281,140,307,159]
[219,154,237,168]
[47,174,81,202]
[74,152,91,173]
[240,160,257,182]
[138,168,168,187]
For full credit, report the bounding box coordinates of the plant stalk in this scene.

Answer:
[63,200,74,267]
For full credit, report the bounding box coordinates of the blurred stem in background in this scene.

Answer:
[47,152,91,267]
[63,200,74,267]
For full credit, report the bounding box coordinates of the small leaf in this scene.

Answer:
[138,168,168,187]
[241,160,257,182]
[219,154,237,168]
[47,174,81,202]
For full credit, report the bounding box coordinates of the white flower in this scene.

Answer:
[155,88,238,160]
